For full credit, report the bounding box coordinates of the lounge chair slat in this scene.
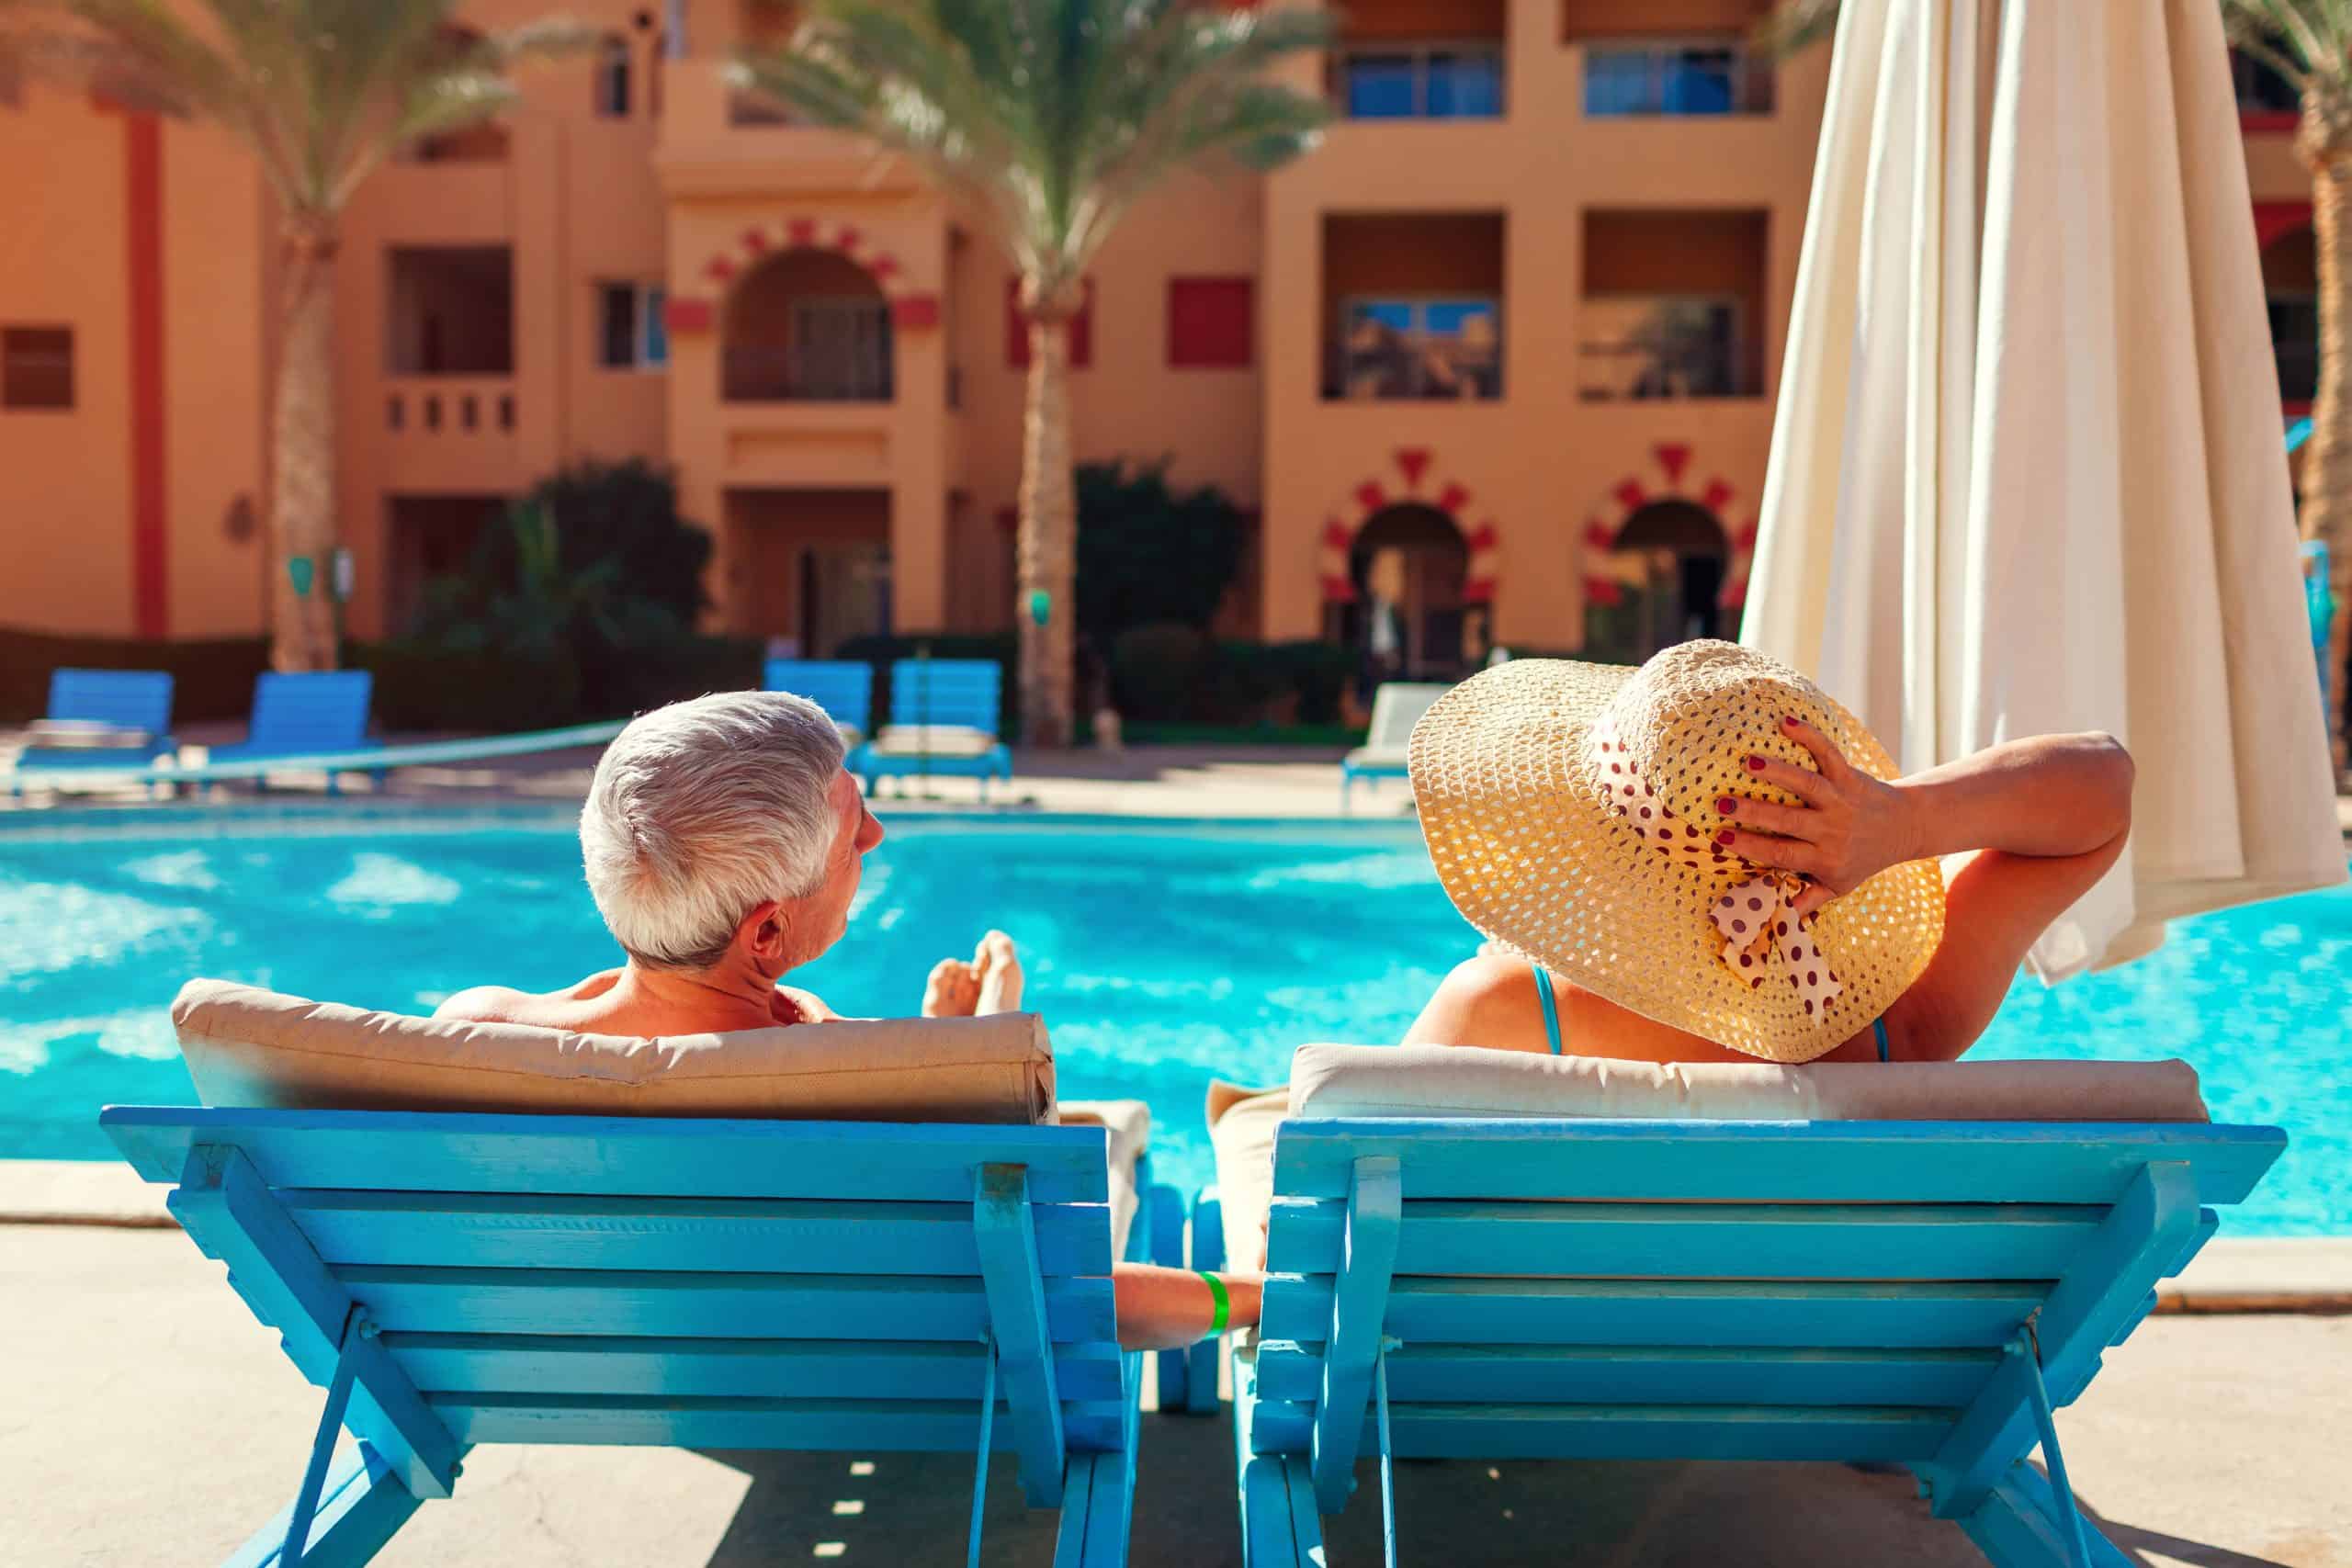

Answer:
[1267,1198,2106,1280]
[1261,1276,2050,1349]
[101,1110,1110,1203]
[1250,1400,1961,1463]
[280,1190,1112,1277]
[1270,1119,2280,1206]
[381,1333,1126,1403]
[166,1147,462,1502]
[425,1393,1126,1453]
[330,1265,1116,1344]
[1254,1342,2002,1409]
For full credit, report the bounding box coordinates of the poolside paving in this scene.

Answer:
[4,1223,2346,1568]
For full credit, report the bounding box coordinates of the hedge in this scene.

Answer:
[0,627,270,724]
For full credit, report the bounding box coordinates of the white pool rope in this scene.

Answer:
[4,719,628,788]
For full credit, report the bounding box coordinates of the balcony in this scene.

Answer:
[656,60,924,197]
[1582,40,1773,118]
[1580,209,1768,401]
[381,378,525,490]
[1322,212,1506,402]
[1327,0,1505,121]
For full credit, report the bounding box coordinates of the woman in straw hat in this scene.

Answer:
[1401,640,2135,1066]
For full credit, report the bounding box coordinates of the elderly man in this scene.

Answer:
[435,690,1257,1349]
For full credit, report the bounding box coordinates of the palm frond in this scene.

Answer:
[1753,0,1841,59]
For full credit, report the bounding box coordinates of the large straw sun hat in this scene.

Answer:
[1408,640,1945,1063]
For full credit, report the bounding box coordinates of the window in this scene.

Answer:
[594,34,631,118]
[1584,41,1769,117]
[2232,50,2300,116]
[786,299,893,400]
[1334,298,1500,400]
[1006,278,1093,369]
[1168,277,1253,369]
[2,326,74,410]
[1577,296,1747,400]
[596,282,668,369]
[1340,45,1502,119]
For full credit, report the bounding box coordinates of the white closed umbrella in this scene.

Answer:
[1744,0,2346,978]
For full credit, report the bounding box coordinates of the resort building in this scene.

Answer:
[0,3,2326,680]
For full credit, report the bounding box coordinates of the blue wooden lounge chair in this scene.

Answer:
[8,668,177,792]
[1339,683,1448,813]
[848,658,1014,801]
[764,658,875,743]
[1228,1115,2284,1568]
[209,671,380,795]
[102,1105,1176,1567]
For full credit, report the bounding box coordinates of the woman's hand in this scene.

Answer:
[1715,716,1919,914]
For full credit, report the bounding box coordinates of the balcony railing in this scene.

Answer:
[385,378,517,435]
[1583,43,1772,117]
[723,343,893,403]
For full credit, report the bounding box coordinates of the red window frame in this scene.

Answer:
[1166,276,1254,369]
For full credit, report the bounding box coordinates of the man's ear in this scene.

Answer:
[737,900,791,969]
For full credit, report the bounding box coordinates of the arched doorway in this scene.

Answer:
[723,246,893,402]
[1590,498,1729,662]
[1340,502,1474,680]
[2262,222,2317,407]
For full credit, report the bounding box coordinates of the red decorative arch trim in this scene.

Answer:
[1582,440,1756,611]
[664,216,936,334]
[1316,446,1500,604]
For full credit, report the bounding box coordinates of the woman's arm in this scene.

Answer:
[1111,1263,1263,1351]
[1720,719,2135,1061]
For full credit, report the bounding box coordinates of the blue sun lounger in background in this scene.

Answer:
[101,1106,1174,1568]
[1227,1111,2283,1568]
[849,658,1014,801]
[8,668,178,792]
[1339,683,1448,813]
[764,658,876,744]
[206,671,380,795]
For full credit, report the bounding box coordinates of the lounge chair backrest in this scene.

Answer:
[247,670,373,752]
[1363,682,1449,752]
[763,659,873,735]
[103,1106,1132,1506]
[1251,1112,2283,1523]
[47,667,174,736]
[888,658,1003,736]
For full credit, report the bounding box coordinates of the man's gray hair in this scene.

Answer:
[580,690,847,970]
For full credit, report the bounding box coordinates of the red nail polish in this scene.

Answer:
[1746,755,1766,772]
[1715,796,1736,814]
[1781,716,1799,730]
[1715,829,1735,846]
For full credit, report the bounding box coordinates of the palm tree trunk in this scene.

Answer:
[1016,310,1077,749]
[270,220,342,672]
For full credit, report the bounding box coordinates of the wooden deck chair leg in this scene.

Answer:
[2013,1326,2094,1568]
[280,1310,365,1566]
[967,1341,998,1568]
[1374,1346,1399,1568]
[1235,1351,1324,1568]
[1054,1351,1141,1568]
[223,1442,434,1568]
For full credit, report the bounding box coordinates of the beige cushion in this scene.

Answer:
[1288,1043,2211,1123]
[870,724,1001,757]
[174,979,1057,1122]
[1060,1098,1150,1261]
[1210,1044,2211,1280]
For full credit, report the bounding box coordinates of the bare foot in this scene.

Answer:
[921,956,979,1018]
[972,930,1025,1014]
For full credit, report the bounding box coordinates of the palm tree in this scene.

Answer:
[733,0,1332,747]
[2,1,587,671]
[1758,0,2352,773]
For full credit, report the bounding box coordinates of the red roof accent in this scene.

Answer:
[704,255,737,284]
[1655,442,1692,486]
[1323,518,1353,551]
[1613,479,1645,512]
[662,297,715,333]
[1353,481,1386,514]
[1735,520,1759,550]
[741,227,770,254]
[1434,482,1471,515]
[833,225,862,251]
[1584,522,1616,551]
[890,294,940,329]
[1321,574,1359,604]
[1464,521,1499,552]
[1462,576,1495,604]
[2255,200,2313,250]
[1585,576,1624,608]
[867,254,899,280]
[1395,446,1431,488]
[1701,478,1736,513]
[786,217,819,246]
[1719,576,1750,609]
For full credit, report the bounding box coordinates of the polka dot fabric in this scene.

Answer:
[1407,639,1945,1064]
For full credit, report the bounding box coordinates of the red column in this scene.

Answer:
[125,110,168,638]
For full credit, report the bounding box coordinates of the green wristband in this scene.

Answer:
[1197,1270,1229,1337]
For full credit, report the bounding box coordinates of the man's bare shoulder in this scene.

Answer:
[432,970,623,1026]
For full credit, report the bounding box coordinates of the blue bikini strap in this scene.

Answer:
[1531,963,1565,1056]
[1873,1015,1892,1064]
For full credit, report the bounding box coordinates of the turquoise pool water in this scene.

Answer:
[1,807,2346,1234]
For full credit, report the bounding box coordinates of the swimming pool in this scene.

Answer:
[2,806,2346,1235]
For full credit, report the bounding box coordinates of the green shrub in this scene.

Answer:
[355,640,584,731]
[1075,460,1248,655]
[1109,621,1208,721]
[1263,639,1356,724]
